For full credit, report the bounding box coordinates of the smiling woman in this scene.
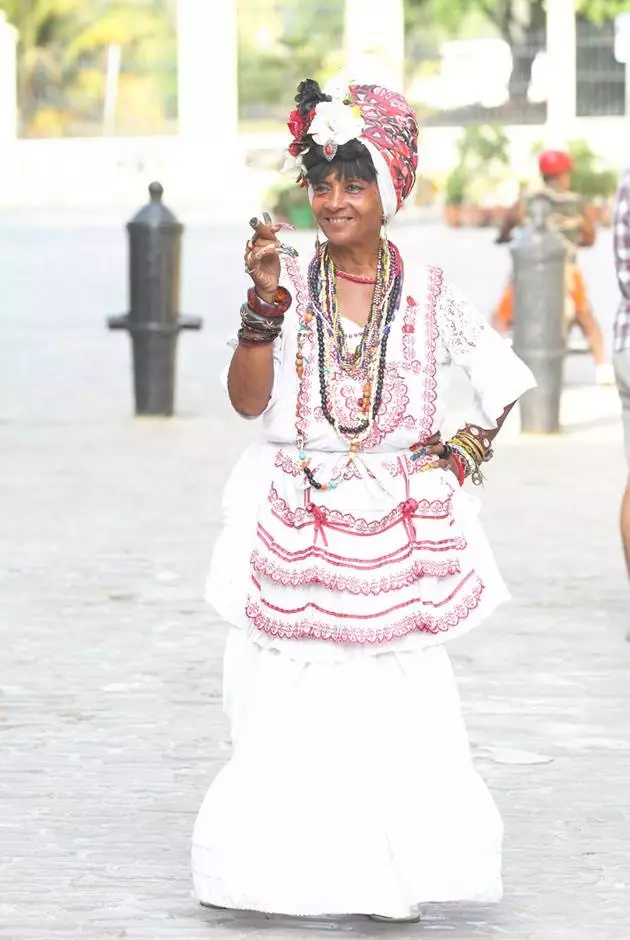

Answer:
[191,77,537,923]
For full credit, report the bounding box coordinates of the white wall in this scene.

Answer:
[1,117,625,216]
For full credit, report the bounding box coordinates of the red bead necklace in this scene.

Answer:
[335,268,377,285]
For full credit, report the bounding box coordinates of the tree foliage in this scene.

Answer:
[405,0,627,106]
[238,0,345,123]
[406,0,629,43]
[0,0,174,135]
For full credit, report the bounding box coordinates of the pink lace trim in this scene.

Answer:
[275,447,433,481]
[251,550,461,595]
[245,574,485,643]
[285,255,312,439]
[383,453,434,476]
[257,523,467,566]
[268,485,452,533]
[273,448,364,482]
[402,295,422,375]
[274,449,302,477]
[419,266,442,442]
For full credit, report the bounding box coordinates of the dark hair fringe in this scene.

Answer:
[302,139,377,187]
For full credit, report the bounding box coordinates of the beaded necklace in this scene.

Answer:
[295,240,403,491]
[328,243,388,374]
[335,269,377,285]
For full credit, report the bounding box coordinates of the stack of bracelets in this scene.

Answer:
[238,286,292,347]
[446,425,494,487]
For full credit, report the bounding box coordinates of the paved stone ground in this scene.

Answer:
[1,215,629,940]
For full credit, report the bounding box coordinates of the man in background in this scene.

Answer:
[493,150,613,385]
[612,166,630,613]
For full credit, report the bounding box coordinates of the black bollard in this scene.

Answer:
[511,195,568,434]
[108,181,202,416]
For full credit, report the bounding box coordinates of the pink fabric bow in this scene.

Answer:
[401,498,419,544]
[307,503,329,546]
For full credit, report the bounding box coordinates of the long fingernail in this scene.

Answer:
[274,222,296,231]
[249,217,260,229]
[262,211,272,224]
[278,243,299,257]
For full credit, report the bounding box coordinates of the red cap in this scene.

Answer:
[538,150,573,176]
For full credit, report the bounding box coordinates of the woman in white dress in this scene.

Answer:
[192,78,536,922]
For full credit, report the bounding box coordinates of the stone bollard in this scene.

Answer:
[108,182,202,416]
[511,195,569,434]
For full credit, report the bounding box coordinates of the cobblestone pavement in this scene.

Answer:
[1,215,629,940]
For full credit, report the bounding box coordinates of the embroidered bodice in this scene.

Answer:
[260,258,529,459]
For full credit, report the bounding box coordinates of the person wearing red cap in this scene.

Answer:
[493,149,613,385]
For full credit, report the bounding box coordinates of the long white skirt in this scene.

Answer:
[191,627,503,918]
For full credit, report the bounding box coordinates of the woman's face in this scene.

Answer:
[310,172,383,248]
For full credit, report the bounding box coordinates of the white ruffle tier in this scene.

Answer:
[207,443,509,660]
[191,629,503,917]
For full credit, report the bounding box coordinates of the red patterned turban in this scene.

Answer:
[287,78,419,220]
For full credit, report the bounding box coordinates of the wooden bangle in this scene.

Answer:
[247,286,292,318]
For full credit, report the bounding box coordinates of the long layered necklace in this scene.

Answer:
[295,239,404,491]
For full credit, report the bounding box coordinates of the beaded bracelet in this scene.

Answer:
[448,434,489,486]
[237,327,279,347]
[240,305,284,338]
[247,286,292,318]
[449,442,474,478]
[240,303,285,328]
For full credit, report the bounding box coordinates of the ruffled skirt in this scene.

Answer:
[207,443,510,656]
[191,628,503,918]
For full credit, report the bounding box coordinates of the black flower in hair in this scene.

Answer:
[294,79,332,119]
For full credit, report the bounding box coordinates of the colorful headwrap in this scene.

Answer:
[286,77,419,221]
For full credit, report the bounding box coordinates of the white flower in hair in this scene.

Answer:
[323,74,350,103]
[309,96,364,160]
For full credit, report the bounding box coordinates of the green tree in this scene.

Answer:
[238,0,344,126]
[406,0,629,100]
[0,0,173,134]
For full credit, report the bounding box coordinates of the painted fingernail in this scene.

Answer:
[262,211,272,224]
[249,217,260,229]
[279,243,299,257]
[274,222,296,231]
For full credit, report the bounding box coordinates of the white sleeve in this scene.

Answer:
[437,281,536,428]
[220,331,284,418]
